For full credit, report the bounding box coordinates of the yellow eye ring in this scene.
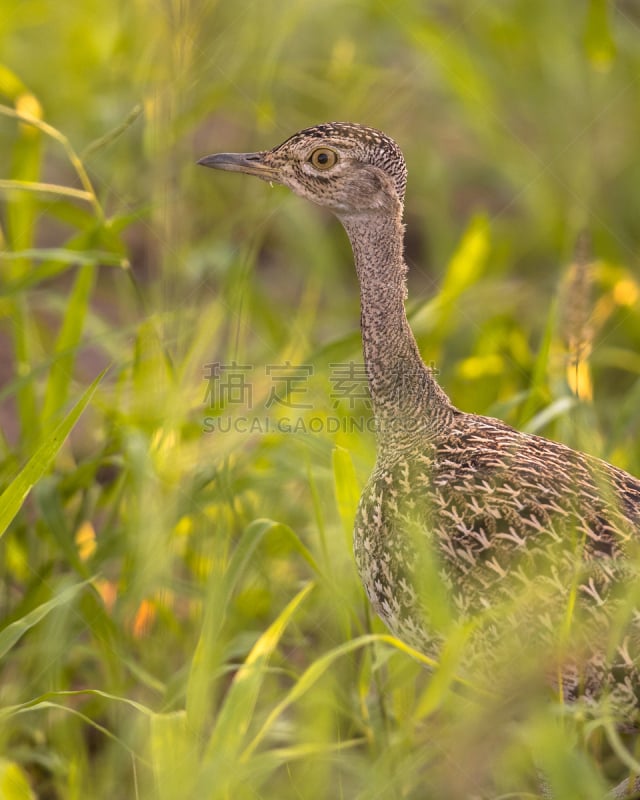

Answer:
[309,148,338,170]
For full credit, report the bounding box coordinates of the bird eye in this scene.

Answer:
[309,148,338,170]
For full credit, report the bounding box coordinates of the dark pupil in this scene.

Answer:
[316,151,329,164]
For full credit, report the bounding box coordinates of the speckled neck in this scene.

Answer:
[339,210,453,452]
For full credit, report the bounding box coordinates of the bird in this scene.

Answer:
[199,122,640,796]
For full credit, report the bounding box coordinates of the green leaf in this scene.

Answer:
[0,369,106,539]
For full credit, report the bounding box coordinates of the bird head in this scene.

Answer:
[198,122,407,218]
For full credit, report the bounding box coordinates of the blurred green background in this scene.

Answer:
[1,1,639,798]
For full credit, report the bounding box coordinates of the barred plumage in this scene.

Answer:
[199,123,640,794]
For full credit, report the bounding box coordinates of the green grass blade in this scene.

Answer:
[413,620,477,720]
[439,214,491,303]
[4,90,42,448]
[518,293,558,428]
[0,65,30,100]
[0,579,92,659]
[195,583,314,789]
[243,635,373,761]
[186,518,308,734]
[149,711,198,800]
[2,697,145,761]
[0,179,94,203]
[10,298,40,448]
[522,395,577,435]
[332,445,361,543]
[584,0,615,69]
[81,103,143,159]
[434,213,491,336]
[0,688,154,721]
[0,369,106,539]
[0,102,102,219]
[0,247,127,267]
[42,263,96,422]
[0,758,36,800]
[244,631,485,760]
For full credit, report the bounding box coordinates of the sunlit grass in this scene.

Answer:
[0,1,639,797]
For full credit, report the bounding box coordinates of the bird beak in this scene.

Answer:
[197,151,279,183]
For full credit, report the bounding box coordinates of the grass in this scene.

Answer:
[1,1,640,797]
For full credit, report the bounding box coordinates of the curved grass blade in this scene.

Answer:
[0,579,92,659]
[0,179,93,203]
[243,632,485,761]
[0,369,106,539]
[81,104,143,159]
[190,583,315,796]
